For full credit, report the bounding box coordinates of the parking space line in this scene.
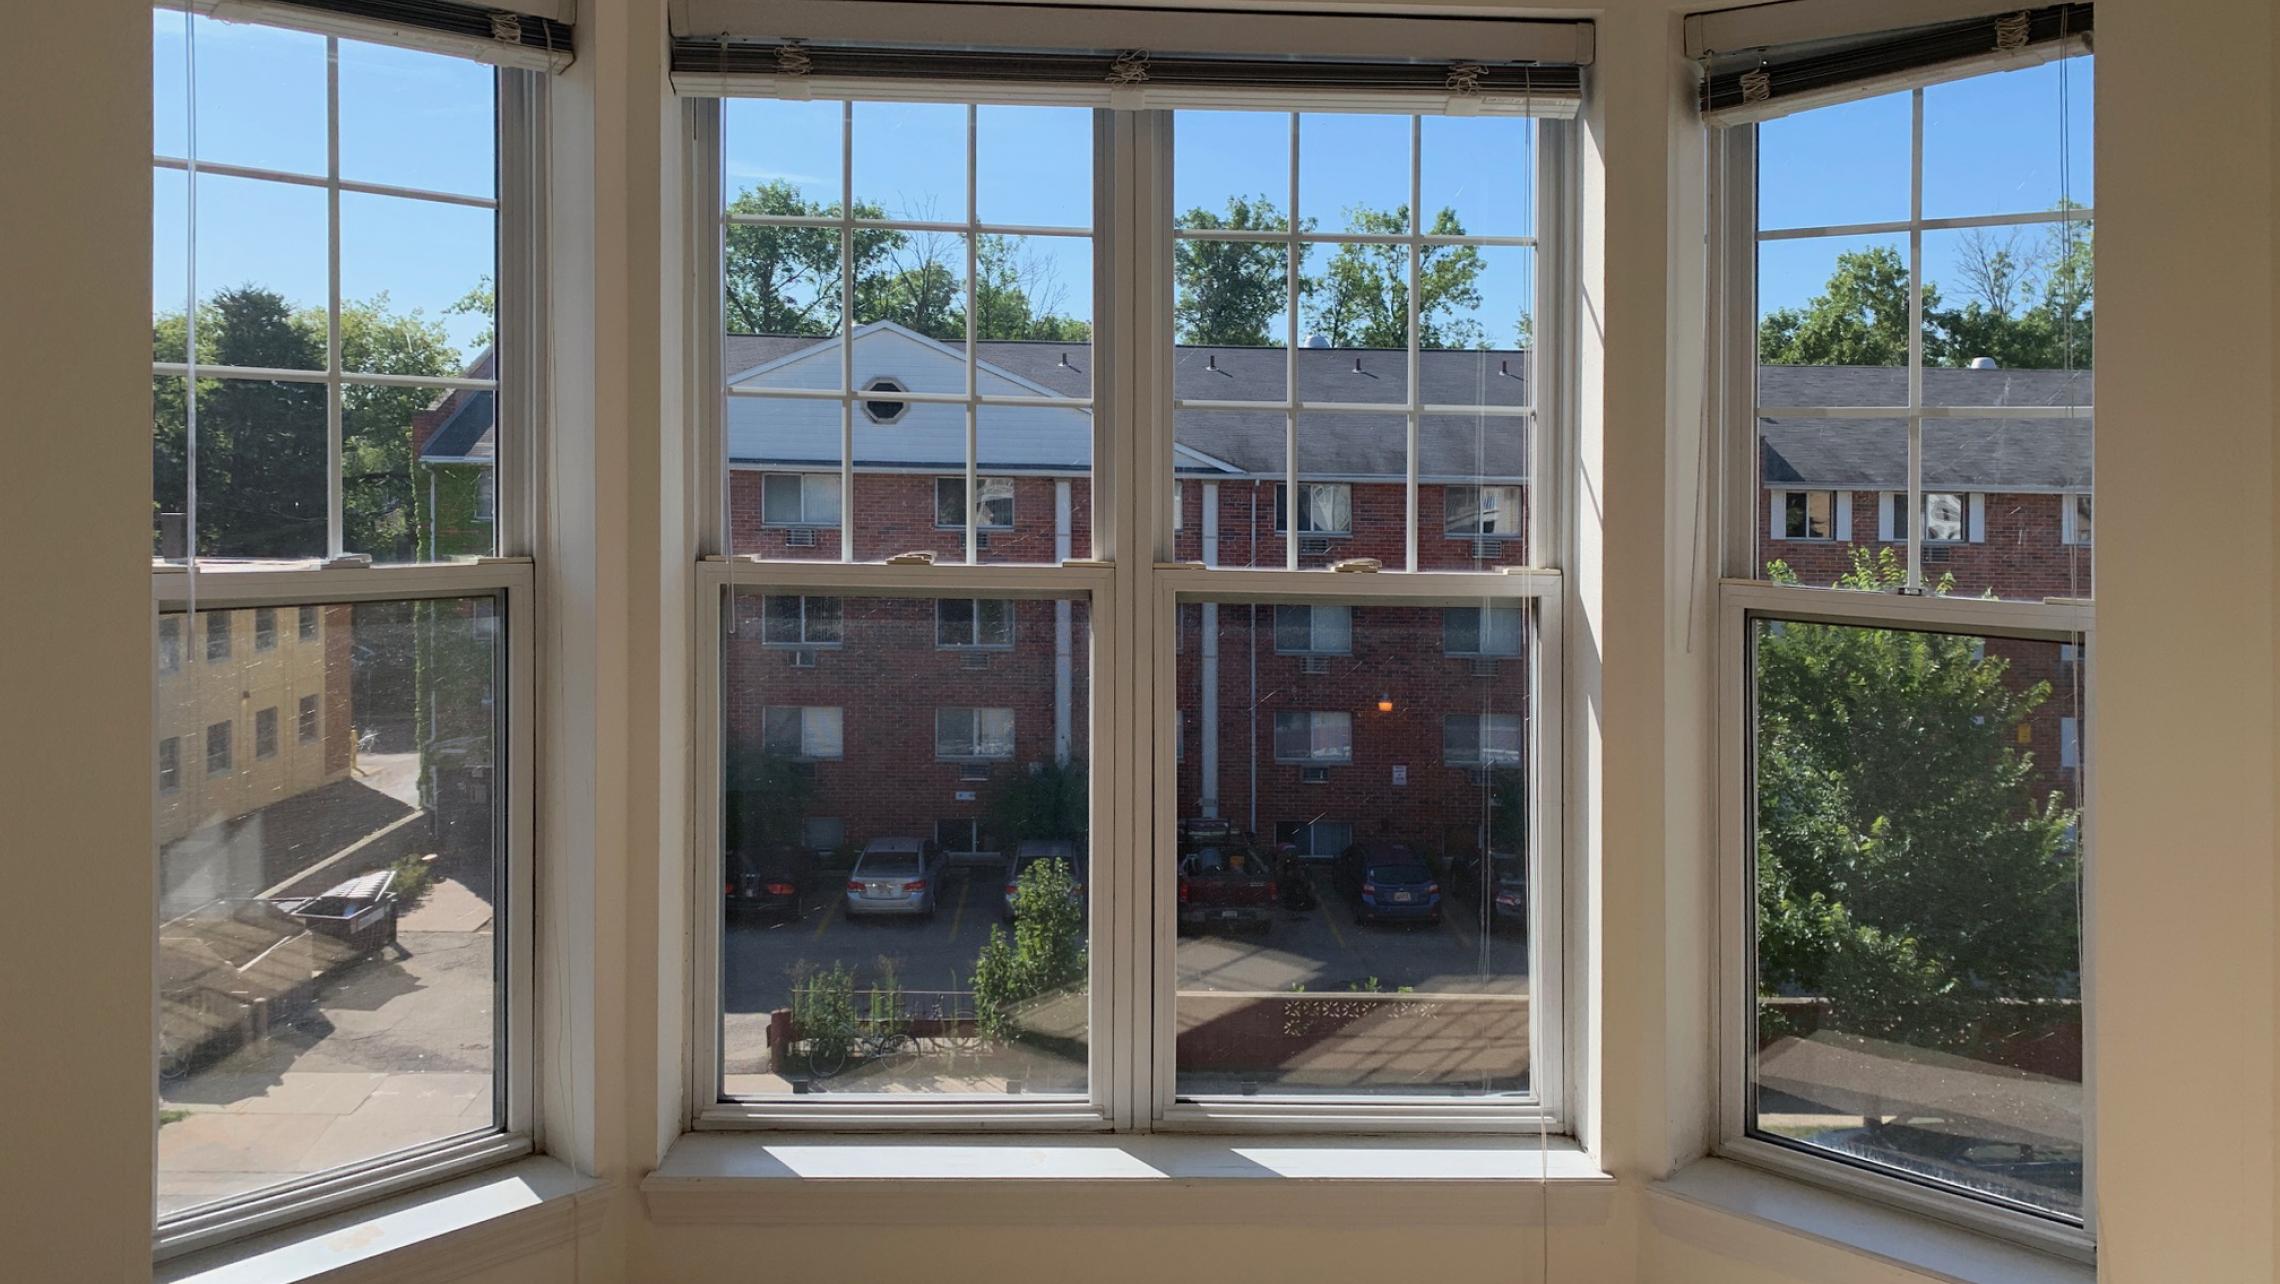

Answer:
[1444,900,1478,953]
[947,876,969,942]
[810,896,838,939]
[1320,887,1352,955]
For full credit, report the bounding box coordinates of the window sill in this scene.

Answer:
[157,1157,606,1284]
[1648,1158,2091,1284]
[642,1132,1613,1227]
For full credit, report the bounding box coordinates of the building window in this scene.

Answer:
[859,377,909,424]
[150,7,533,1243]
[1443,604,1524,657]
[1274,819,1353,859]
[935,706,1016,761]
[158,618,183,676]
[937,818,991,855]
[1272,482,1352,535]
[761,472,842,527]
[1445,485,1523,537]
[936,477,1015,530]
[761,706,844,761]
[204,720,232,776]
[937,598,1015,649]
[1774,489,1838,541]
[761,595,843,646]
[1272,604,1352,655]
[2064,492,2093,545]
[1444,713,1524,766]
[475,469,497,522]
[1725,44,2092,1235]
[1272,710,1353,764]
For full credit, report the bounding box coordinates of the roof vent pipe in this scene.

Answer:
[1968,356,2000,370]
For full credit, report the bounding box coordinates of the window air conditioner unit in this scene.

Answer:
[1471,536,1505,560]
[790,649,817,668]
[960,762,992,782]
[785,527,818,548]
[1300,655,1331,675]
[962,651,991,671]
[1298,536,1332,556]
[1471,657,1499,678]
[1301,766,1330,784]
[976,531,992,551]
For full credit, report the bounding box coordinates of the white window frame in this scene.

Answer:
[1444,483,1524,538]
[686,89,1577,1138]
[1274,818,1353,859]
[1712,85,2096,1258]
[1770,488,1844,542]
[1443,711,1524,767]
[158,735,182,793]
[148,19,544,1258]
[761,704,845,761]
[158,616,183,675]
[204,719,232,775]
[298,692,320,743]
[253,606,278,651]
[254,705,279,759]
[1270,709,1353,765]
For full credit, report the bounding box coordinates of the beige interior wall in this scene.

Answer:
[6,1,2277,1281]
[0,1,157,1279]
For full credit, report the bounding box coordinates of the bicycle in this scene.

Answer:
[808,1020,917,1081]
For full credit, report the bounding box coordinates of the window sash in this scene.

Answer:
[1443,712,1523,766]
[686,95,1575,1134]
[763,705,845,759]
[764,472,842,526]
[936,705,1016,760]
[1273,482,1352,535]
[1272,710,1353,764]
[1444,604,1524,657]
[938,598,1015,648]
[763,594,843,646]
[1272,604,1352,655]
[937,477,1016,531]
[1445,484,1522,536]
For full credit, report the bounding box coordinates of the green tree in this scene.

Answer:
[724,740,819,854]
[972,236,1091,342]
[723,179,900,335]
[1306,205,1488,349]
[340,294,465,562]
[153,286,328,558]
[1754,549,2081,1051]
[1757,245,1926,367]
[1173,196,1301,345]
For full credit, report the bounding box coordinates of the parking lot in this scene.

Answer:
[720,861,1530,1095]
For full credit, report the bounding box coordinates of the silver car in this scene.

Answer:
[843,838,942,919]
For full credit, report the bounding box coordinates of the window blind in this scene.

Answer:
[177,0,573,70]
[668,0,1589,115]
[1693,2,2089,124]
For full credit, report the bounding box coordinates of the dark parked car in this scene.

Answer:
[1447,848,1528,933]
[1002,839,1085,920]
[726,843,812,922]
[1175,818,1277,935]
[1332,841,1441,925]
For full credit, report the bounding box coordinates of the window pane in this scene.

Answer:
[725,98,843,214]
[1174,600,1533,1098]
[1750,619,2084,1221]
[1757,234,1911,396]
[157,13,327,176]
[167,375,329,561]
[341,193,497,373]
[978,105,1091,230]
[1758,89,1910,230]
[1923,57,2094,220]
[1755,419,1878,588]
[184,174,331,369]
[977,234,1092,396]
[158,598,503,1217]
[338,40,496,199]
[852,101,967,222]
[1173,236,1289,400]
[1420,115,1534,240]
[352,378,499,563]
[720,591,1091,1099]
[1922,420,2092,601]
[1922,225,2094,376]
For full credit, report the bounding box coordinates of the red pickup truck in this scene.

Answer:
[1175,818,1278,936]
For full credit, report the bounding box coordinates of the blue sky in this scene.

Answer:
[155,8,2089,362]
[152,11,497,362]
[1758,56,2094,318]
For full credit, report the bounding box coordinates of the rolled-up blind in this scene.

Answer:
[669,0,1590,115]
[1692,2,2089,124]
[177,0,574,70]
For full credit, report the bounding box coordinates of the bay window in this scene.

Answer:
[1709,11,2093,1250]
[147,0,547,1256]
[685,10,1577,1133]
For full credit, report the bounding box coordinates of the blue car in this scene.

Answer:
[1332,841,1441,925]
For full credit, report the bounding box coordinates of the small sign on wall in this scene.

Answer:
[1391,765,1408,787]
[955,790,977,802]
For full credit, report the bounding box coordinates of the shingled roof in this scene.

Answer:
[428,331,2095,490]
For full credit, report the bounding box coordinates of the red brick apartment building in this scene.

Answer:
[427,325,2091,858]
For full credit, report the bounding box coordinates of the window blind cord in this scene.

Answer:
[183,7,201,624]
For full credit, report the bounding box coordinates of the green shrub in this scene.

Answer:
[788,961,858,1067]
[972,858,1086,1042]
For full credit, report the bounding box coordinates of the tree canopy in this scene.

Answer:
[1758,215,2094,369]
[1754,549,2082,1051]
